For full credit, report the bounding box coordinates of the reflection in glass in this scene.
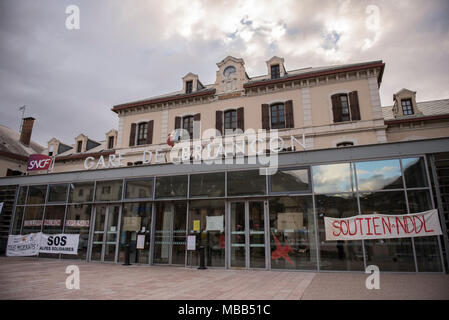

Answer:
[63,204,92,260]
[91,207,106,261]
[269,196,317,270]
[48,184,68,202]
[227,170,266,196]
[312,163,355,194]
[172,203,187,265]
[12,206,24,234]
[154,203,171,264]
[22,206,44,234]
[40,205,66,258]
[360,191,415,272]
[27,185,47,204]
[119,202,152,264]
[155,175,188,198]
[407,190,442,272]
[230,202,245,267]
[402,158,428,188]
[271,169,309,193]
[95,180,123,202]
[17,186,27,205]
[356,159,403,191]
[315,194,363,271]
[190,173,225,197]
[68,182,94,203]
[125,179,153,199]
[189,200,226,267]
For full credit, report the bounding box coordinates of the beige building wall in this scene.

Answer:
[0,158,26,176]
[386,121,449,142]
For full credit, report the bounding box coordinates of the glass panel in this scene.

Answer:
[125,179,153,199]
[154,203,171,264]
[315,194,364,271]
[189,173,225,197]
[227,170,266,196]
[63,204,92,260]
[119,202,152,264]
[104,206,119,262]
[91,206,106,261]
[27,185,47,204]
[17,186,27,205]
[312,163,355,194]
[155,175,188,198]
[269,196,317,270]
[95,180,123,202]
[188,200,226,267]
[356,159,403,191]
[407,190,442,272]
[12,206,24,234]
[249,201,265,268]
[48,184,68,203]
[22,206,44,234]
[230,202,246,268]
[360,191,415,272]
[172,202,187,265]
[271,168,309,193]
[68,182,94,203]
[42,206,65,234]
[402,158,428,188]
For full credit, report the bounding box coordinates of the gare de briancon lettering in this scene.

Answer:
[1,56,449,274]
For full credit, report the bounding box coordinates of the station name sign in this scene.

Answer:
[83,133,308,171]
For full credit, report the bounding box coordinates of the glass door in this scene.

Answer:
[89,205,120,262]
[153,202,187,265]
[229,200,266,269]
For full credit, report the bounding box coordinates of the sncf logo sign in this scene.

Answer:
[27,154,53,171]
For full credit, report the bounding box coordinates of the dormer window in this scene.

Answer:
[271,64,280,79]
[401,99,414,115]
[76,141,82,153]
[108,136,114,149]
[185,80,193,94]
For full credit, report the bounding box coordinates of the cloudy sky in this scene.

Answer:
[1,0,448,147]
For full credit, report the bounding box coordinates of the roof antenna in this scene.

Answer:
[19,105,26,133]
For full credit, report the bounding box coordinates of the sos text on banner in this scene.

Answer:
[324,209,443,241]
[6,233,80,256]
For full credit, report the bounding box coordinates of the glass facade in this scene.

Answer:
[9,155,444,272]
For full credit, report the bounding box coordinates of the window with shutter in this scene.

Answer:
[332,91,361,123]
[224,110,237,132]
[216,110,223,135]
[146,120,154,145]
[349,91,361,120]
[137,122,148,145]
[237,107,244,131]
[270,103,285,129]
[285,100,294,128]
[182,115,194,139]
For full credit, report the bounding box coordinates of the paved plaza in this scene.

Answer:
[0,257,448,300]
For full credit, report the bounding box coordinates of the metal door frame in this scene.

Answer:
[227,199,268,269]
[88,204,121,262]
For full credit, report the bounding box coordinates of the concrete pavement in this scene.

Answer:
[0,257,448,300]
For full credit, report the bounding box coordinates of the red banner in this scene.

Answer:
[27,154,53,171]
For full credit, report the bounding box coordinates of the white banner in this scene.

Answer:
[39,234,80,254]
[6,232,42,256]
[324,209,443,241]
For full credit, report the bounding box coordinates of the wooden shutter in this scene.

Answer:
[216,110,223,135]
[146,120,154,145]
[331,94,342,123]
[261,104,270,130]
[175,116,181,129]
[349,91,361,121]
[194,113,201,121]
[285,100,294,128]
[129,123,136,147]
[237,107,244,131]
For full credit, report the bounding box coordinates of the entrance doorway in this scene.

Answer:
[229,200,267,269]
[153,202,187,265]
[89,205,121,262]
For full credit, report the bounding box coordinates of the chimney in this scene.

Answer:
[20,117,35,146]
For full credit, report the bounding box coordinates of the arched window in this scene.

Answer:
[336,141,354,148]
[224,110,237,131]
[270,103,285,129]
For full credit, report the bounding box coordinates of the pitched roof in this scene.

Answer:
[0,124,44,160]
[382,98,449,120]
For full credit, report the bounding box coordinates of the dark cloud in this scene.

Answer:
[0,0,448,147]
